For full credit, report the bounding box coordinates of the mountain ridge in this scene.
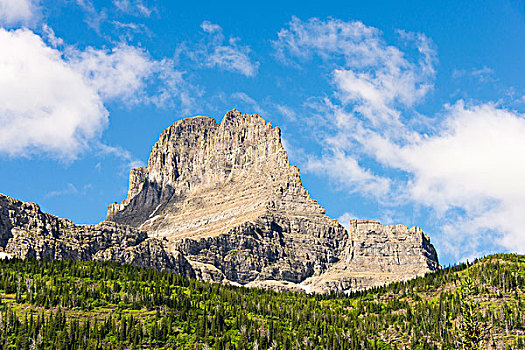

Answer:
[104,109,439,292]
[0,109,439,293]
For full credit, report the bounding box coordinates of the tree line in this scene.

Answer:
[0,254,523,349]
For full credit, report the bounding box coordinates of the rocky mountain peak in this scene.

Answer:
[107,110,317,235]
[105,109,439,292]
[0,109,439,293]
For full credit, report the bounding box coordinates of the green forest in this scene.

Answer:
[0,254,523,349]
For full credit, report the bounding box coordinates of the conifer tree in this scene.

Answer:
[458,261,485,350]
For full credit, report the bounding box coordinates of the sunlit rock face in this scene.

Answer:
[302,220,440,293]
[107,109,440,292]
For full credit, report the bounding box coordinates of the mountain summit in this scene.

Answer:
[106,109,439,292]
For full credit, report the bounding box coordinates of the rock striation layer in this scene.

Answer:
[302,220,440,292]
[106,109,440,292]
[0,109,440,293]
[0,194,194,277]
[107,110,348,287]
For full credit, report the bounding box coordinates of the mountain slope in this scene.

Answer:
[0,254,523,349]
[0,193,194,277]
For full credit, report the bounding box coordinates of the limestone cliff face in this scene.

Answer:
[107,109,440,292]
[0,194,194,277]
[0,109,439,293]
[303,220,440,293]
[107,110,347,286]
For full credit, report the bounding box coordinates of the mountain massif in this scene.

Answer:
[0,110,439,293]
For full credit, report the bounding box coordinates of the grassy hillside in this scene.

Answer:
[0,254,523,349]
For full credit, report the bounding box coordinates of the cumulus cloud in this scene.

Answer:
[335,102,524,259]
[0,28,107,159]
[69,44,154,101]
[68,44,192,108]
[184,21,259,77]
[341,102,525,258]
[0,0,37,26]
[0,27,194,160]
[274,17,525,260]
[390,103,525,254]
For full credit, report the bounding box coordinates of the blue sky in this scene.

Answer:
[0,0,524,266]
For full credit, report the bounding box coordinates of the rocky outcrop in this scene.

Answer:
[302,220,440,293]
[0,194,194,277]
[107,109,440,292]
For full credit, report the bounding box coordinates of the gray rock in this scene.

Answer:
[1,109,439,293]
[0,194,194,277]
[107,109,440,292]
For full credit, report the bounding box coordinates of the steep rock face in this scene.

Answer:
[303,220,440,293]
[107,110,439,291]
[108,110,348,285]
[0,194,194,277]
[1,109,440,293]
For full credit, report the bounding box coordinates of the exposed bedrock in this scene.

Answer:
[0,194,194,277]
[0,109,439,293]
[106,109,440,292]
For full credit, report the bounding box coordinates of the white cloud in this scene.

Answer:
[452,66,496,83]
[275,17,436,127]
[0,28,107,159]
[0,27,195,160]
[98,143,144,171]
[273,18,433,198]
[185,21,259,77]
[113,0,153,17]
[75,0,107,33]
[46,183,93,198]
[200,21,221,34]
[112,21,151,39]
[390,103,525,253]
[273,16,379,65]
[42,24,64,48]
[0,0,36,26]
[306,151,391,197]
[231,92,266,115]
[68,44,184,105]
[337,212,357,233]
[275,104,296,121]
[274,17,525,260]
